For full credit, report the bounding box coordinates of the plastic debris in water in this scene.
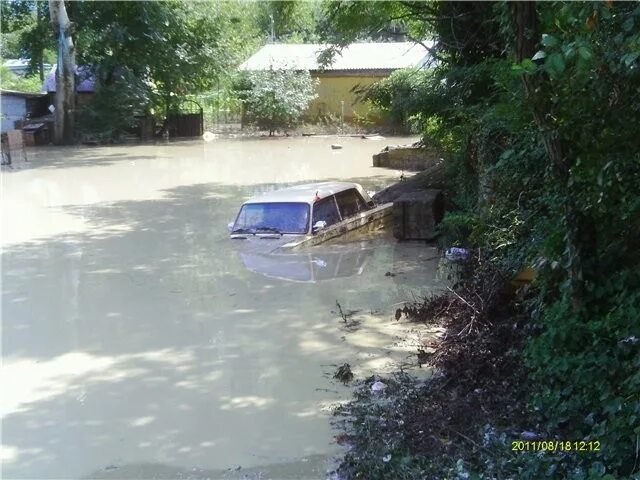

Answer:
[520,431,541,440]
[382,454,392,463]
[371,381,386,393]
[331,144,343,150]
[444,247,470,261]
[202,131,215,142]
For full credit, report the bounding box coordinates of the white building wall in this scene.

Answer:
[1,95,27,133]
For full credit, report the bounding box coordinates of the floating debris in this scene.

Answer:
[334,363,354,384]
[331,144,343,150]
[371,380,387,393]
[202,131,215,142]
[444,247,470,261]
[335,300,360,323]
[417,348,431,366]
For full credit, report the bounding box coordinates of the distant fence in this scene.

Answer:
[195,92,243,133]
[167,99,204,138]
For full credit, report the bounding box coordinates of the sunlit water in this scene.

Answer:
[1,136,442,479]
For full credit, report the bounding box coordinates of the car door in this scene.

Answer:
[312,195,341,229]
[334,188,366,220]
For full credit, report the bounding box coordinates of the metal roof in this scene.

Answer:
[243,182,370,205]
[239,42,432,72]
[0,89,47,98]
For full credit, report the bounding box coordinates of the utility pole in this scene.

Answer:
[49,0,76,145]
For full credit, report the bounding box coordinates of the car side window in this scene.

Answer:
[335,189,365,219]
[312,196,341,227]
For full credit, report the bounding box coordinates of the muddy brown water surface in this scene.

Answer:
[1,136,442,479]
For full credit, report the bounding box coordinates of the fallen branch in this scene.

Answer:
[446,286,480,315]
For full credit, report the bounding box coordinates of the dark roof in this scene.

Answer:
[43,65,96,93]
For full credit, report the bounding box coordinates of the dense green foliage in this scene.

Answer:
[71,1,259,138]
[329,1,640,478]
[356,68,433,132]
[256,0,325,43]
[238,69,317,135]
[0,66,42,93]
[1,0,54,80]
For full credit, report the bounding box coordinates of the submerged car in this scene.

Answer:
[228,182,392,249]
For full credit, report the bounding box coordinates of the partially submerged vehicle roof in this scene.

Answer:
[242,182,372,205]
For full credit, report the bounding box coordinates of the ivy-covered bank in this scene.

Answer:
[328,2,640,479]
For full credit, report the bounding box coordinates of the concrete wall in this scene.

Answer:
[373,145,442,171]
[307,74,384,123]
[1,95,27,133]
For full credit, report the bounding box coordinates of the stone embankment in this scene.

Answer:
[372,143,448,240]
[372,142,442,171]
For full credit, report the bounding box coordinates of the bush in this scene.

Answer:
[239,68,317,135]
[0,66,42,93]
[522,271,640,479]
[357,68,433,132]
[76,68,153,142]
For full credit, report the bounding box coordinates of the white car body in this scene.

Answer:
[230,182,378,240]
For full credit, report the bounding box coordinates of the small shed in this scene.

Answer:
[43,65,96,110]
[0,90,49,133]
[23,122,50,146]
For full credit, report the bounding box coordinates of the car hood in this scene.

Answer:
[229,233,305,255]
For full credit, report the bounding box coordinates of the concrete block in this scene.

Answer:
[393,189,444,240]
[373,144,441,171]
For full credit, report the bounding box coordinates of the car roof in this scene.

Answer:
[243,182,370,205]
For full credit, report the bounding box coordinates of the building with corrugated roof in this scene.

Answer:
[0,90,48,133]
[239,42,432,124]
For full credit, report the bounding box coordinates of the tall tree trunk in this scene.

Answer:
[49,0,75,145]
[37,2,45,82]
[510,2,586,311]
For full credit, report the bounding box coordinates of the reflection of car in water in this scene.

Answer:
[239,245,374,283]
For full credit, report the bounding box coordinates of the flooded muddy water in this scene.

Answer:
[1,136,442,479]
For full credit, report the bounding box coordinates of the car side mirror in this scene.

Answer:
[227,222,234,232]
[312,220,327,233]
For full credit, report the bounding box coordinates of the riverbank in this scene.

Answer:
[331,253,533,479]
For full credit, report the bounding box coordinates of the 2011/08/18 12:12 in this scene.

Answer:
[511,440,601,452]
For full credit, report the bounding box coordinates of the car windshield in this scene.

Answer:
[233,202,310,234]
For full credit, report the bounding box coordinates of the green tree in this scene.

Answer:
[1,0,55,81]
[357,68,433,132]
[66,0,257,139]
[254,0,324,43]
[240,69,317,135]
[324,1,640,478]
